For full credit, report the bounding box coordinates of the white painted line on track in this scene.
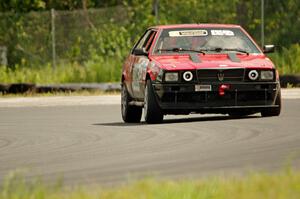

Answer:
[0,89,299,107]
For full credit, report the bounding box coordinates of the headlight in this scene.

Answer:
[165,72,179,82]
[260,70,274,80]
[183,71,193,82]
[248,70,259,80]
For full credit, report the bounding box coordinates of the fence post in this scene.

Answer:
[51,8,56,70]
[261,0,264,48]
[0,46,7,66]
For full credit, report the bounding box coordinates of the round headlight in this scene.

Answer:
[248,70,259,80]
[183,71,193,82]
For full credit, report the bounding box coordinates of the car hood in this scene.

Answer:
[150,54,275,71]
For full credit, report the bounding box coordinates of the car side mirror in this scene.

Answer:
[263,45,275,53]
[133,48,148,56]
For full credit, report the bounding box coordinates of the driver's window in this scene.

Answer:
[144,31,156,51]
[135,31,151,50]
[133,30,156,53]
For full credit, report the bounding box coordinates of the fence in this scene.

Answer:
[0,6,129,68]
[0,1,299,71]
[0,46,7,66]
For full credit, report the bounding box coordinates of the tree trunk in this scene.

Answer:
[82,0,95,29]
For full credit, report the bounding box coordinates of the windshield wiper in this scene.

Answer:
[203,47,249,55]
[221,48,249,55]
[156,48,205,54]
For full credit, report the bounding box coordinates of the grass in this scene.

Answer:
[269,44,300,75]
[1,169,300,199]
[0,58,122,84]
[0,44,300,84]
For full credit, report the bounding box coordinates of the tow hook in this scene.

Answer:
[219,84,230,96]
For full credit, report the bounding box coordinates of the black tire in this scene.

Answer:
[261,90,282,117]
[121,84,142,123]
[144,80,164,124]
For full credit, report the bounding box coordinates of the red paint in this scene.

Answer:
[219,84,230,96]
[149,54,274,71]
[122,24,277,98]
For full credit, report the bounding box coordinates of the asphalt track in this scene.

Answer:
[0,91,300,186]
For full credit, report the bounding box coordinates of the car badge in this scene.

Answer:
[217,73,225,81]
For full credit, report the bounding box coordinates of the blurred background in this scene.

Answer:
[0,0,299,83]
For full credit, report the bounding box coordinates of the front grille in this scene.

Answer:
[160,90,275,106]
[197,69,245,82]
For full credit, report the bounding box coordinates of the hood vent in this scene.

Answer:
[228,53,241,62]
[189,53,201,63]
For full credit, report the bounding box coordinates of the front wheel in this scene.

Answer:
[261,90,282,117]
[121,84,142,123]
[144,80,163,124]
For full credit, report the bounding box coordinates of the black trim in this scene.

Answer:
[152,82,280,114]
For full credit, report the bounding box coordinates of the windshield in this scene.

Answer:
[153,28,261,55]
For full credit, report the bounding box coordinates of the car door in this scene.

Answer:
[130,29,157,99]
[122,30,149,98]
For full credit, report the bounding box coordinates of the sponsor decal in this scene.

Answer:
[132,58,149,92]
[211,30,234,36]
[169,30,208,37]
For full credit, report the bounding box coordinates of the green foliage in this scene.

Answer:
[0,58,121,83]
[270,44,300,75]
[0,35,299,84]
[0,0,46,12]
[1,170,300,199]
[0,0,300,83]
[159,0,238,24]
[264,0,300,46]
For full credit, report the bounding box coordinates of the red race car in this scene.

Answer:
[121,24,281,123]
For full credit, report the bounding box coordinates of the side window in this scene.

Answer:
[144,31,156,52]
[135,30,151,50]
[133,30,157,53]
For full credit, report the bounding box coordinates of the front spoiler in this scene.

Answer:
[152,82,280,114]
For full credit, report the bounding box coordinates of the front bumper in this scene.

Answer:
[152,82,280,114]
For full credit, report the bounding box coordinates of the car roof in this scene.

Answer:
[149,23,242,30]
